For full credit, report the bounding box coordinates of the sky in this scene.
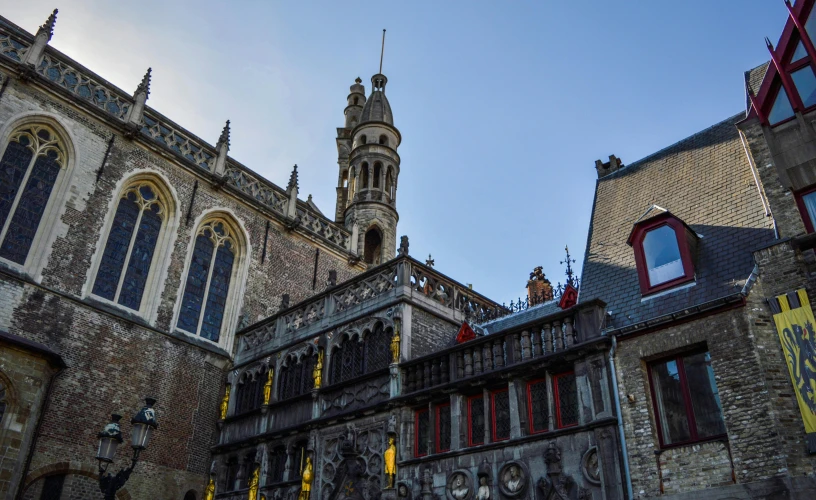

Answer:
[5,1,789,304]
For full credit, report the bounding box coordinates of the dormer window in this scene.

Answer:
[628,210,697,295]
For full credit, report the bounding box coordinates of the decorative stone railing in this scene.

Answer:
[238,257,505,353]
[402,300,606,394]
[0,18,352,252]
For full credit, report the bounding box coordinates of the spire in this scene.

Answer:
[379,29,386,74]
[216,120,231,151]
[135,68,152,98]
[37,9,58,41]
[287,164,299,191]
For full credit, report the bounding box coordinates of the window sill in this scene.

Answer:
[656,434,728,451]
[641,279,696,302]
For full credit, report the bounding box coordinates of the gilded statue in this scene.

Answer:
[313,350,324,389]
[219,385,230,420]
[390,320,401,363]
[384,435,397,488]
[203,477,216,500]
[263,369,273,405]
[298,456,313,500]
[248,465,259,500]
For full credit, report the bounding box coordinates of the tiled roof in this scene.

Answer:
[578,113,775,330]
[744,62,769,113]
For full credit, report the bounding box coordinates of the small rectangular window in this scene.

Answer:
[643,225,684,286]
[468,395,485,446]
[491,388,511,441]
[554,372,578,428]
[527,379,549,434]
[436,403,451,453]
[649,351,726,447]
[415,409,430,457]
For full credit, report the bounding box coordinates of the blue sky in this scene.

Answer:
[6,1,787,303]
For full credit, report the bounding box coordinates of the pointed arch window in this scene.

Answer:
[0,125,65,266]
[177,219,237,342]
[92,182,166,310]
[365,322,392,372]
[373,163,382,189]
[235,369,266,414]
[278,351,316,401]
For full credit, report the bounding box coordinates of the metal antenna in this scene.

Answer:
[379,29,386,74]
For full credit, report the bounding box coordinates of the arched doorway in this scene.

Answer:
[364,227,382,265]
[184,490,197,500]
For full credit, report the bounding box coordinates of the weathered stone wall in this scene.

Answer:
[410,308,458,358]
[0,340,57,499]
[657,441,733,495]
[614,305,787,498]
[0,63,363,499]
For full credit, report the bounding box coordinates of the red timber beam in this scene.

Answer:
[749,89,767,124]
[786,0,816,70]
[766,36,805,111]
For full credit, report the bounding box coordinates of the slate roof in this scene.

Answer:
[744,62,769,113]
[478,300,564,335]
[578,113,775,331]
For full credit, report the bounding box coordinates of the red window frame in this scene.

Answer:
[467,394,485,446]
[526,378,549,434]
[647,351,727,449]
[553,371,578,429]
[414,408,429,457]
[628,213,695,295]
[795,185,816,233]
[435,403,451,453]
[490,388,510,442]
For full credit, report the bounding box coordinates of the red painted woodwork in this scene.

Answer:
[795,185,816,233]
[627,212,696,296]
[558,285,578,310]
[456,322,477,344]
[751,0,816,124]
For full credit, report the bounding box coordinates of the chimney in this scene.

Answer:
[526,267,553,305]
[595,155,624,179]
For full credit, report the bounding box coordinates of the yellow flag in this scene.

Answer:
[773,289,816,434]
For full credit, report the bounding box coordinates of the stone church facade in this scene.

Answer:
[4,3,816,500]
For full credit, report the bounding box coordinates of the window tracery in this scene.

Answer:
[278,351,316,400]
[330,323,392,385]
[235,369,265,414]
[92,182,165,311]
[0,125,65,266]
[177,218,238,342]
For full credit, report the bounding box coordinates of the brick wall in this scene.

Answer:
[658,441,733,495]
[615,305,786,498]
[410,308,458,359]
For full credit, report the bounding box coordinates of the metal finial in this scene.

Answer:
[560,245,577,287]
[379,29,386,74]
[425,254,434,267]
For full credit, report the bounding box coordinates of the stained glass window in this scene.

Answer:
[555,372,579,428]
[492,389,511,441]
[436,403,451,453]
[365,323,391,372]
[92,184,165,311]
[177,220,237,342]
[0,126,65,266]
[468,395,485,446]
[269,446,287,483]
[415,409,430,457]
[528,379,549,433]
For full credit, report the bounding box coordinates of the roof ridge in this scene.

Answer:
[599,112,744,180]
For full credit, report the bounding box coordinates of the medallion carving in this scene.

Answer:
[498,462,528,498]
[447,471,473,500]
[581,447,601,486]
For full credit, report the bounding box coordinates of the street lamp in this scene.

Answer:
[96,397,158,500]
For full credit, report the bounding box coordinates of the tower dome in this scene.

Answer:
[359,74,393,125]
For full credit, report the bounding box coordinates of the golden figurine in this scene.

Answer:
[263,369,274,405]
[203,477,216,500]
[313,350,324,389]
[248,465,259,500]
[298,456,313,500]
[384,435,397,488]
[390,321,401,364]
[219,384,231,420]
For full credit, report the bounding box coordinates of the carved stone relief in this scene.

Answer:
[581,447,601,486]
[498,462,528,499]
[320,422,386,500]
[447,471,473,500]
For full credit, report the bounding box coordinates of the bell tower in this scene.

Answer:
[335,35,401,266]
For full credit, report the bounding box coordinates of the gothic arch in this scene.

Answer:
[173,209,250,351]
[0,112,79,279]
[364,225,383,265]
[84,170,179,322]
[24,462,131,499]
